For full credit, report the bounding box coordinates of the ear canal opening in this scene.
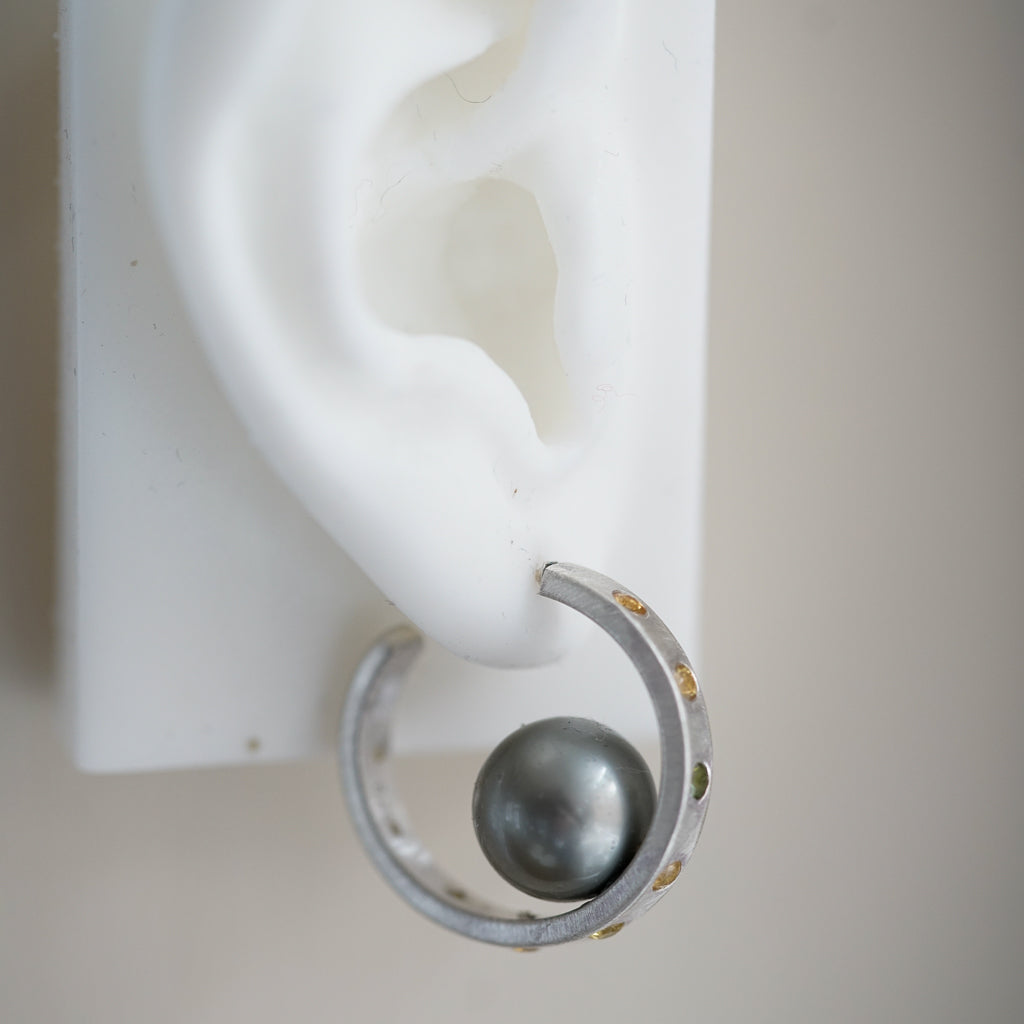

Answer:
[358,177,575,443]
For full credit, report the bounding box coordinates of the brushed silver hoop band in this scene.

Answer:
[338,561,713,947]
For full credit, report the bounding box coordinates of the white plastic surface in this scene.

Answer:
[59,0,714,772]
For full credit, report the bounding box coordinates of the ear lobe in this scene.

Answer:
[143,0,636,666]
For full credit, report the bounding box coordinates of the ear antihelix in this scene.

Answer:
[354,0,629,447]
[372,0,537,148]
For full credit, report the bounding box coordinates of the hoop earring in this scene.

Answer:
[339,561,712,948]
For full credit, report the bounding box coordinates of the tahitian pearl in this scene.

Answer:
[472,717,657,902]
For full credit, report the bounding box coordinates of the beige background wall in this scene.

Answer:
[2,2,1022,1021]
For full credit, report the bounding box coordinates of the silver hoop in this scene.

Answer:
[338,562,713,947]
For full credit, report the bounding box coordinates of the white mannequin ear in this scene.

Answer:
[143,0,705,667]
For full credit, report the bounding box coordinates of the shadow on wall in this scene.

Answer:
[0,5,59,689]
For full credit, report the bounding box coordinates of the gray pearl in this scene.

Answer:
[472,717,656,902]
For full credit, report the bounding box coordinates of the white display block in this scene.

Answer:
[59,0,713,772]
